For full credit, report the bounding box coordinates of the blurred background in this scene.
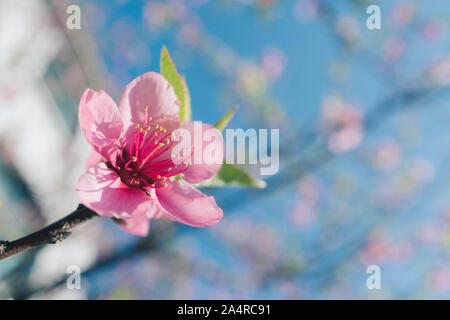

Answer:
[1,0,450,299]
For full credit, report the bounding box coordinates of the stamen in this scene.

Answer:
[113,118,193,192]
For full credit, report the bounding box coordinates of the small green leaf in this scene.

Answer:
[214,105,238,131]
[180,77,191,121]
[195,163,267,188]
[160,46,191,121]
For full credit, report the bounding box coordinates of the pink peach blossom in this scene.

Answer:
[76,72,224,236]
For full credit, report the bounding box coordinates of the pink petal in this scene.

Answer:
[118,215,150,237]
[179,121,224,183]
[78,89,124,164]
[117,72,180,131]
[85,151,104,170]
[75,163,161,219]
[156,180,223,227]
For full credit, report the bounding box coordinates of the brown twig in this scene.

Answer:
[0,204,97,261]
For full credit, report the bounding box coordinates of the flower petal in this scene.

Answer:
[117,215,150,237]
[117,72,180,130]
[156,180,223,227]
[85,151,104,170]
[179,121,224,183]
[75,163,161,219]
[78,89,124,164]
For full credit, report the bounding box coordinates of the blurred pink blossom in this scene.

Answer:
[382,36,407,63]
[294,0,319,23]
[426,54,450,86]
[421,18,447,42]
[375,159,434,208]
[371,138,401,171]
[261,47,287,82]
[358,230,413,265]
[319,95,364,154]
[390,1,416,27]
[428,266,450,294]
[289,176,321,228]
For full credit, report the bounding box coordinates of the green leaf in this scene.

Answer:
[214,105,238,131]
[195,163,267,188]
[180,77,191,121]
[160,46,191,121]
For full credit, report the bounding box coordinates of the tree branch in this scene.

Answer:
[0,204,97,261]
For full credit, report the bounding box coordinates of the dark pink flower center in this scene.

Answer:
[107,108,190,192]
